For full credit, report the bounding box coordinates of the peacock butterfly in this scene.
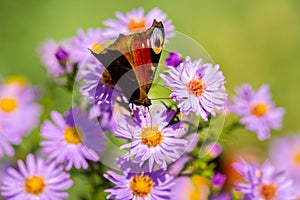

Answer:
[91,19,165,107]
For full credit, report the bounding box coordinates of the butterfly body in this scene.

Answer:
[91,20,165,107]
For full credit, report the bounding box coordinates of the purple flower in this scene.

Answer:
[168,155,192,176]
[211,173,226,189]
[103,7,175,40]
[230,84,285,140]
[69,28,107,63]
[0,83,41,157]
[40,108,106,170]
[161,57,227,120]
[212,193,232,200]
[104,159,174,200]
[55,47,69,61]
[205,142,223,159]
[165,52,182,67]
[232,159,296,199]
[269,134,300,184]
[0,154,73,199]
[116,107,188,171]
[171,175,210,200]
[38,39,74,77]
[0,117,21,157]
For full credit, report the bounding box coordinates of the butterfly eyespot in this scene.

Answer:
[150,28,164,54]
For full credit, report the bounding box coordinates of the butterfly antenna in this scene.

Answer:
[150,97,188,101]
[129,103,134,141]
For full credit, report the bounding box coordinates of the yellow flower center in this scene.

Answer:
[186,78,207,97]
[64,126,84,144]
[5,76,26,88]
[141,125,163,147]
[24,175,45,195]
[251,103,268,117]
[91,42,104,54]
[128,18,146,32]
[258,183,278,200]
[129,173,154,197]
[294,152,300,164]
[0,97,17,113]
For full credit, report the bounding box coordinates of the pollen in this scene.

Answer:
[91,42,104,54]
[251,103,268,117]
[258,183,278,200]
[129,173,154,197]
[64,126,84,144]
[24,175,45,195]
[141,125,163,147]
[0,97,17,113]
[128,18,146,32]
[186,78,207,97]
[255,169,262,178]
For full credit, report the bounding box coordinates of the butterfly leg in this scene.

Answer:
[129,103,134,118]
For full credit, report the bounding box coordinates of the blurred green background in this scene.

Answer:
[0,0,300,197]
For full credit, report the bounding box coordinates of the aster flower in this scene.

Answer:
[160,57,227,121]
[269,134,300,185]
[232,159,296,200]
[103,7,175,40]
[211,173,226,190]
[69,28,107,63]
[116,107,188,171]
[212,193,232,200]
[0,154,73,199]
[230,84,285,140]
[205,142,223,159]
[171,175,210,200]
[104,159,174,200]
[167,155,192,176]
[0,83,41,138]
[38,39,74,77]
[40,108,106,170]
[0,117,22,157]
[165,52,182,67]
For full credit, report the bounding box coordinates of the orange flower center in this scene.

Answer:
[64,126,84,144]
[186,78,207,97]
[129,173,154,197]
[258,183,278,200]
[251,103,268,117]
[141,125,163,147]
[0,97,17,113]
[24,175,45,195]
[128,18,146,32]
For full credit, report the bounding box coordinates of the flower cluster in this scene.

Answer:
[1,6,296,200]
[233,159,295,199]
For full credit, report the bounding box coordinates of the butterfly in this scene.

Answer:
[91,19,165,107]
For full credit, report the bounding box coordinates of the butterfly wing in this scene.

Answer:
[91,20,165,107]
